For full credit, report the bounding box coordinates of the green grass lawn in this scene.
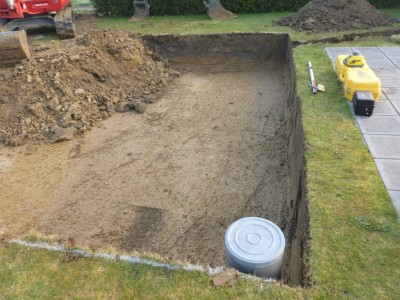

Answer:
[97,12,400,42]
[72,0,92,7]
[2,11,400,299]
[381,8,400,18]
[295,38,400,299]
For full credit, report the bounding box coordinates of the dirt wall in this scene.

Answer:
[142,33,288,71]
[280,37,309,286]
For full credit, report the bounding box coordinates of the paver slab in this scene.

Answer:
[346,100,396,115]
[364,135,400,159]
[391,101,400,115]
[380,77,400,88]
[372,68,400,77]
[379,47,400,55]
[366,53,388,60]
[382,87,400,99]
[366,55,390,62]
[375,159,400,190]
[351,47,380,54]
[382,52,400,59]
[325,47,352,61]
[367,59,396,68]
[326,47,400,218]
[373,100,398,116]
[388,191,400,217]
[356,52,387,61]
[356,116,400,135]
[388,59,400,68]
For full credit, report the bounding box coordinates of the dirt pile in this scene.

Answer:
[0,29,180,146]
[278,0,397,32]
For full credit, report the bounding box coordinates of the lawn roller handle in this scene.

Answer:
[308,62,317,94]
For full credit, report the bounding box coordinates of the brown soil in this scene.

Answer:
[278,0,397,32]
[0,64,288,267]
[0,28,179,146]
[0,20,308,283]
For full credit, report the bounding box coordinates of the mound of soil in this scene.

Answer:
[0,29,180,146]
[278,0,397,32]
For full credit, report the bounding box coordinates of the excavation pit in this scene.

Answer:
[141,33,308,284]
[0,33,308,285]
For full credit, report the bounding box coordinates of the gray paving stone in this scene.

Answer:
[369,52,389,59]
[356,116,400,135]
[380,92,388,100]
[326,47,400,218]
[382,87,400,99]
[388,191,400,217]
[382,52,400,59]
[362,53,388,61]
[325,47,352,60]
[374,100,398,115]
[351,47,380,54]
[379,91,388,101]
[378,46,400,55]
[380,77,400,88]
[371,68,400,77]
[364,135,400,159]
[375,159,400,190]
[380,51,400,63]
[379,47,400,55]
[391,101,400,115]
[347,98,392,113]
[381,49,400,54]
[389,59,400,68]
[367,59,396,68]
[326,47,352,55]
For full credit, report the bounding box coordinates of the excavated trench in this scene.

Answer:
[0,33,308,286]
[141,34,309,285]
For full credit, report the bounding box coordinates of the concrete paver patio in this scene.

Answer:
[326,47,400,218]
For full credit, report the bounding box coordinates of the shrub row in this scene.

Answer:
[91,0,133,16]
[90,0,400,17]
[369,0,400,8]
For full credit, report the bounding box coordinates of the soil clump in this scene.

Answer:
[0,29,179,146]
[278,0,397,32]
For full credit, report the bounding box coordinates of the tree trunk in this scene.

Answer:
[0,30,31,67]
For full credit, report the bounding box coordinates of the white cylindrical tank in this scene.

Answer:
[225,217,285,279]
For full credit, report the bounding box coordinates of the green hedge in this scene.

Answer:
[90,0,400,17]
[369,0,400,8]
[91,0,133,16]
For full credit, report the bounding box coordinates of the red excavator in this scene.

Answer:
[0,0,76,66]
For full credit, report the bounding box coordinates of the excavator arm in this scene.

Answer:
[129,0,150,22]
[0,30,31,67]
[0,0,75,67]
[129,0,236,22]
[205,0,237,20]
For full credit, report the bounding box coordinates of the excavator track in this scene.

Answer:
[54,5,76,39]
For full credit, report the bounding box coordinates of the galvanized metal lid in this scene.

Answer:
[225,217,285,266]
